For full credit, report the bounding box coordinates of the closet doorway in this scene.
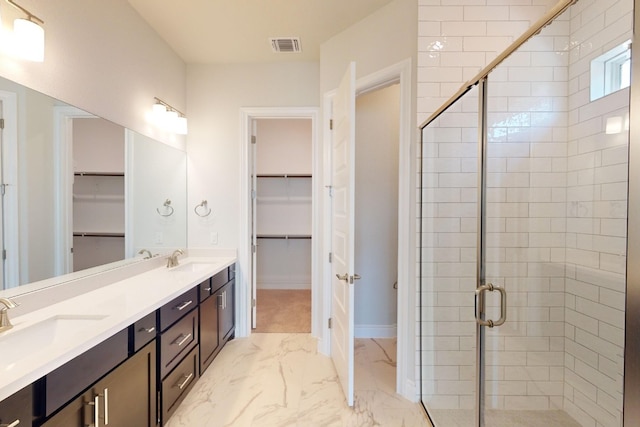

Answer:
[251,117,314,333]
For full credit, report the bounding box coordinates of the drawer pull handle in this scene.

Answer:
[204,287,212,291]
[139,326,155,334]
[174,372,194,390]
[0,420,20,427]
[175,300,193,311]
[88,395,100,427]
[173,333,192,347]
[104,388,109,425]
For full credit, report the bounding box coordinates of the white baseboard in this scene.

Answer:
[257,282,311,290]
[355,324,397,338]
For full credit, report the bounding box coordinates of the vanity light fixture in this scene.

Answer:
[152,97,188,135]
[6,0,44,62]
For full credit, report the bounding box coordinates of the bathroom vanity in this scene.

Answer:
[0,255,236,427]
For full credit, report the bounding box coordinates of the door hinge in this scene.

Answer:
[2,249,6,260]
[252,298,256,308]
[252,244,257,253]
[328,252,332,263]
[0,184,6,196]
[329,119,333,130]
[70,247,74,254]
[0,118,5,129]
[251,190,256,200]
[251,135,257,144]
[328,318,332,329]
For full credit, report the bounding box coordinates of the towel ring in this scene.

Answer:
[194,200,212,217]
[157,199,174,217]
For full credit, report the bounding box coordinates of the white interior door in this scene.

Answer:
[251,120,258,329]
[330,62,356,407]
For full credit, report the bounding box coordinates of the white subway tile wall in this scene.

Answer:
[417,0,632,426]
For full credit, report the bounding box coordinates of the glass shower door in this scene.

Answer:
[419,86,479,426]
[479,4,629,426]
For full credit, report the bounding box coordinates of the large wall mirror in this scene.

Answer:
[0,75,187,294]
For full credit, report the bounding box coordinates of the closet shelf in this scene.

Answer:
[256,196,311,203]
[257,234,311,240]
[74,172,125,177]
[256,174,311,178]
[73,232,125,238]
[73,194,125,201]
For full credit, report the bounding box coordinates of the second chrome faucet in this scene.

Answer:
[167,249,184,268]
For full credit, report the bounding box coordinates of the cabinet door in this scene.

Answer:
[93,341,157,427]
[199,293,219,374]
[0,385,32,427]
[42,341,157,427]
[220,279,235,341]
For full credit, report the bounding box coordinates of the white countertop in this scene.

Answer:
[0,255,235,402]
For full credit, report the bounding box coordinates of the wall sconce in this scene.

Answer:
[152,97,188,135]
[6,0,44,62]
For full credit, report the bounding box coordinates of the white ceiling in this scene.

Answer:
[126,0,395,64]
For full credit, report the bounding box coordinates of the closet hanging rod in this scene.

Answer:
[73,232,125,238]
[74,172,125,177]
[256,234,311,240]
[256,174,312,178]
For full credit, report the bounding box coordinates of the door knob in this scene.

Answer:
[336,273,348,281]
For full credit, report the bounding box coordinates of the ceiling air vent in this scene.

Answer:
[270,37,302,53]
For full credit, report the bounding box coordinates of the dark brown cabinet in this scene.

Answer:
[42,341,157,427]
[0,384,32,427]
[199,267,235,375]
[2,262,237,427]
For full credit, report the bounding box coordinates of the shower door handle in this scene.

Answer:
[475,283,507,328]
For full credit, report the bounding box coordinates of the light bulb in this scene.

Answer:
[14,18,44,62]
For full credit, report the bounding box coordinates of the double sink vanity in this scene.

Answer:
[0,252,237,426]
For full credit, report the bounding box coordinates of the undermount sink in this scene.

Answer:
[0,314,108,366]
[169,262,216,273]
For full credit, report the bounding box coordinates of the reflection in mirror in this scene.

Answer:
[126,130,187,258]
[0,75,187,294]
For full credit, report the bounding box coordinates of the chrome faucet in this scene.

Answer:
[167,249,184,268]
[138,249,153,259]
[0,297,18,333]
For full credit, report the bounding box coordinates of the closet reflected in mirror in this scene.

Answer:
[0,75,187,292]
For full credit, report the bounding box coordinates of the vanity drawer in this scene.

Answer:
[0,384,32,427]
[159,287,198,331]
[162,345,198,423]
[132,311,157,353]
[159,309,198,378]
[198,277,212,302]
[210,268,228,293]
[44,328,128,417]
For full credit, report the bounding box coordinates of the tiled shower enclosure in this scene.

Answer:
[418,1,632,426]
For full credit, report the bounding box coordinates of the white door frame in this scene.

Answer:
[238,107,320,338]
[53,106,97,276]
[0,91,19,288]
[322,58,416,400]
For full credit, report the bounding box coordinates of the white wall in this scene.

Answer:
[186,62,319,250]
[355,84,400,335]
[0,0,186,146]
[320,0,417,94]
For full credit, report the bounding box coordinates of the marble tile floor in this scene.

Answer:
[165,333,431,427]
